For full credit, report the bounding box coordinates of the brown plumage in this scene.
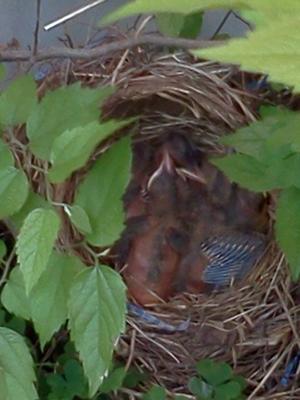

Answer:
[116,132,269,306]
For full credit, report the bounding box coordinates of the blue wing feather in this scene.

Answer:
[201,233,266,285]
[127,302,189,332]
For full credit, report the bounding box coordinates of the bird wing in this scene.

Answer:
[127,302,189,332]
[201,233,266,286]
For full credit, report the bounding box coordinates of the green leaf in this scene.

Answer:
[240,1,300,28]
[211,154,270,192]
[0,167,29,219]
[143,385,166,400]
[231,375,247,391]
[0,64,6,81]
[0,139,14,169]
[0,240,6,261]
[27,83,113,160]
[214,381,242,400]
[1,267,31,321]
[17,208,60,294]
[49,119,130,183]
[0,75,36,126]
[68,205,92,235]
[30,252,85,348]
[220,107,300,161]
[123,367,147,389]
[213,152,300,192]
[197,14,300,92]
[0,327,38,400]
[2,254,84,347]
[46,359,88,400]
[156,13,187,37]
[4,316,26,336]
[75,136,132,246]
[276,187,300,280]
[216,107,300,191]
[0,366,8,400]
[63,359,89,397]
[188,376,213,398]
[10,191,52,231]
[179,11,203,39]
[68,265,126,397]
[156,11,203,39]
[196,359,233,386]
[101,0,241,25]
[100,366,126,393]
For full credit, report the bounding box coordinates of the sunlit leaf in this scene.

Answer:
[68,265,126,396]
[197,14,300,92]
[2,254,85,348]
[17,209,60,294]
[0,75,36,127]
[30,253,85,348]
[240,1,300,28]
[27,83,113,160]
[156,11,203,39]
[101,0,242,25]
[276,187,300,281]
[49,119,131,183]
[1,267,31,321]
[0,167,29,219]
[0,327,38,400]
[68,205,92,235]
[75,136,132,246]
[10,191,52,231]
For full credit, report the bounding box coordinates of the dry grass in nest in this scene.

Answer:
[6,40,300,399]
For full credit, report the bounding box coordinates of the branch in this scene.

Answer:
[32,0,42,56]
[0,34,225,63]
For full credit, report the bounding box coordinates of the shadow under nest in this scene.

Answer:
[9,47,300,399]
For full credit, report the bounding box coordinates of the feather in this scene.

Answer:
[201,233,266,285]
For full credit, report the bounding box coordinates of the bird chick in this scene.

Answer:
[124,217,181,305]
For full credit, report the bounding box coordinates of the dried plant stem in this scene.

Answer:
[0,35,225,62]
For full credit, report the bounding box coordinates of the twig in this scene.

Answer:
[211,10,232,39]
[33,0,42,56]
[0,35,225,63]
[0,247,16,287]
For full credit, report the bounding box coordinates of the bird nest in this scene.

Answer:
[7,42,300,399]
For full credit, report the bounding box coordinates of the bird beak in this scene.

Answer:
[176,167,207,184]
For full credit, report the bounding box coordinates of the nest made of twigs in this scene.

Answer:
[7,38,300,399]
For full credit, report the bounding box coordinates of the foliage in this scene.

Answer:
[1,0,300,398]
[156,11,203,39]
[211,106,300,280]
[0,71,131,399]
[103,0,300,280]
[103,0,300,91]
[188,359,246,399]
[74,136,132,247]
[0,327,38,400]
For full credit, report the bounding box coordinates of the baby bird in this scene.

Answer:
[119,132,269,305]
